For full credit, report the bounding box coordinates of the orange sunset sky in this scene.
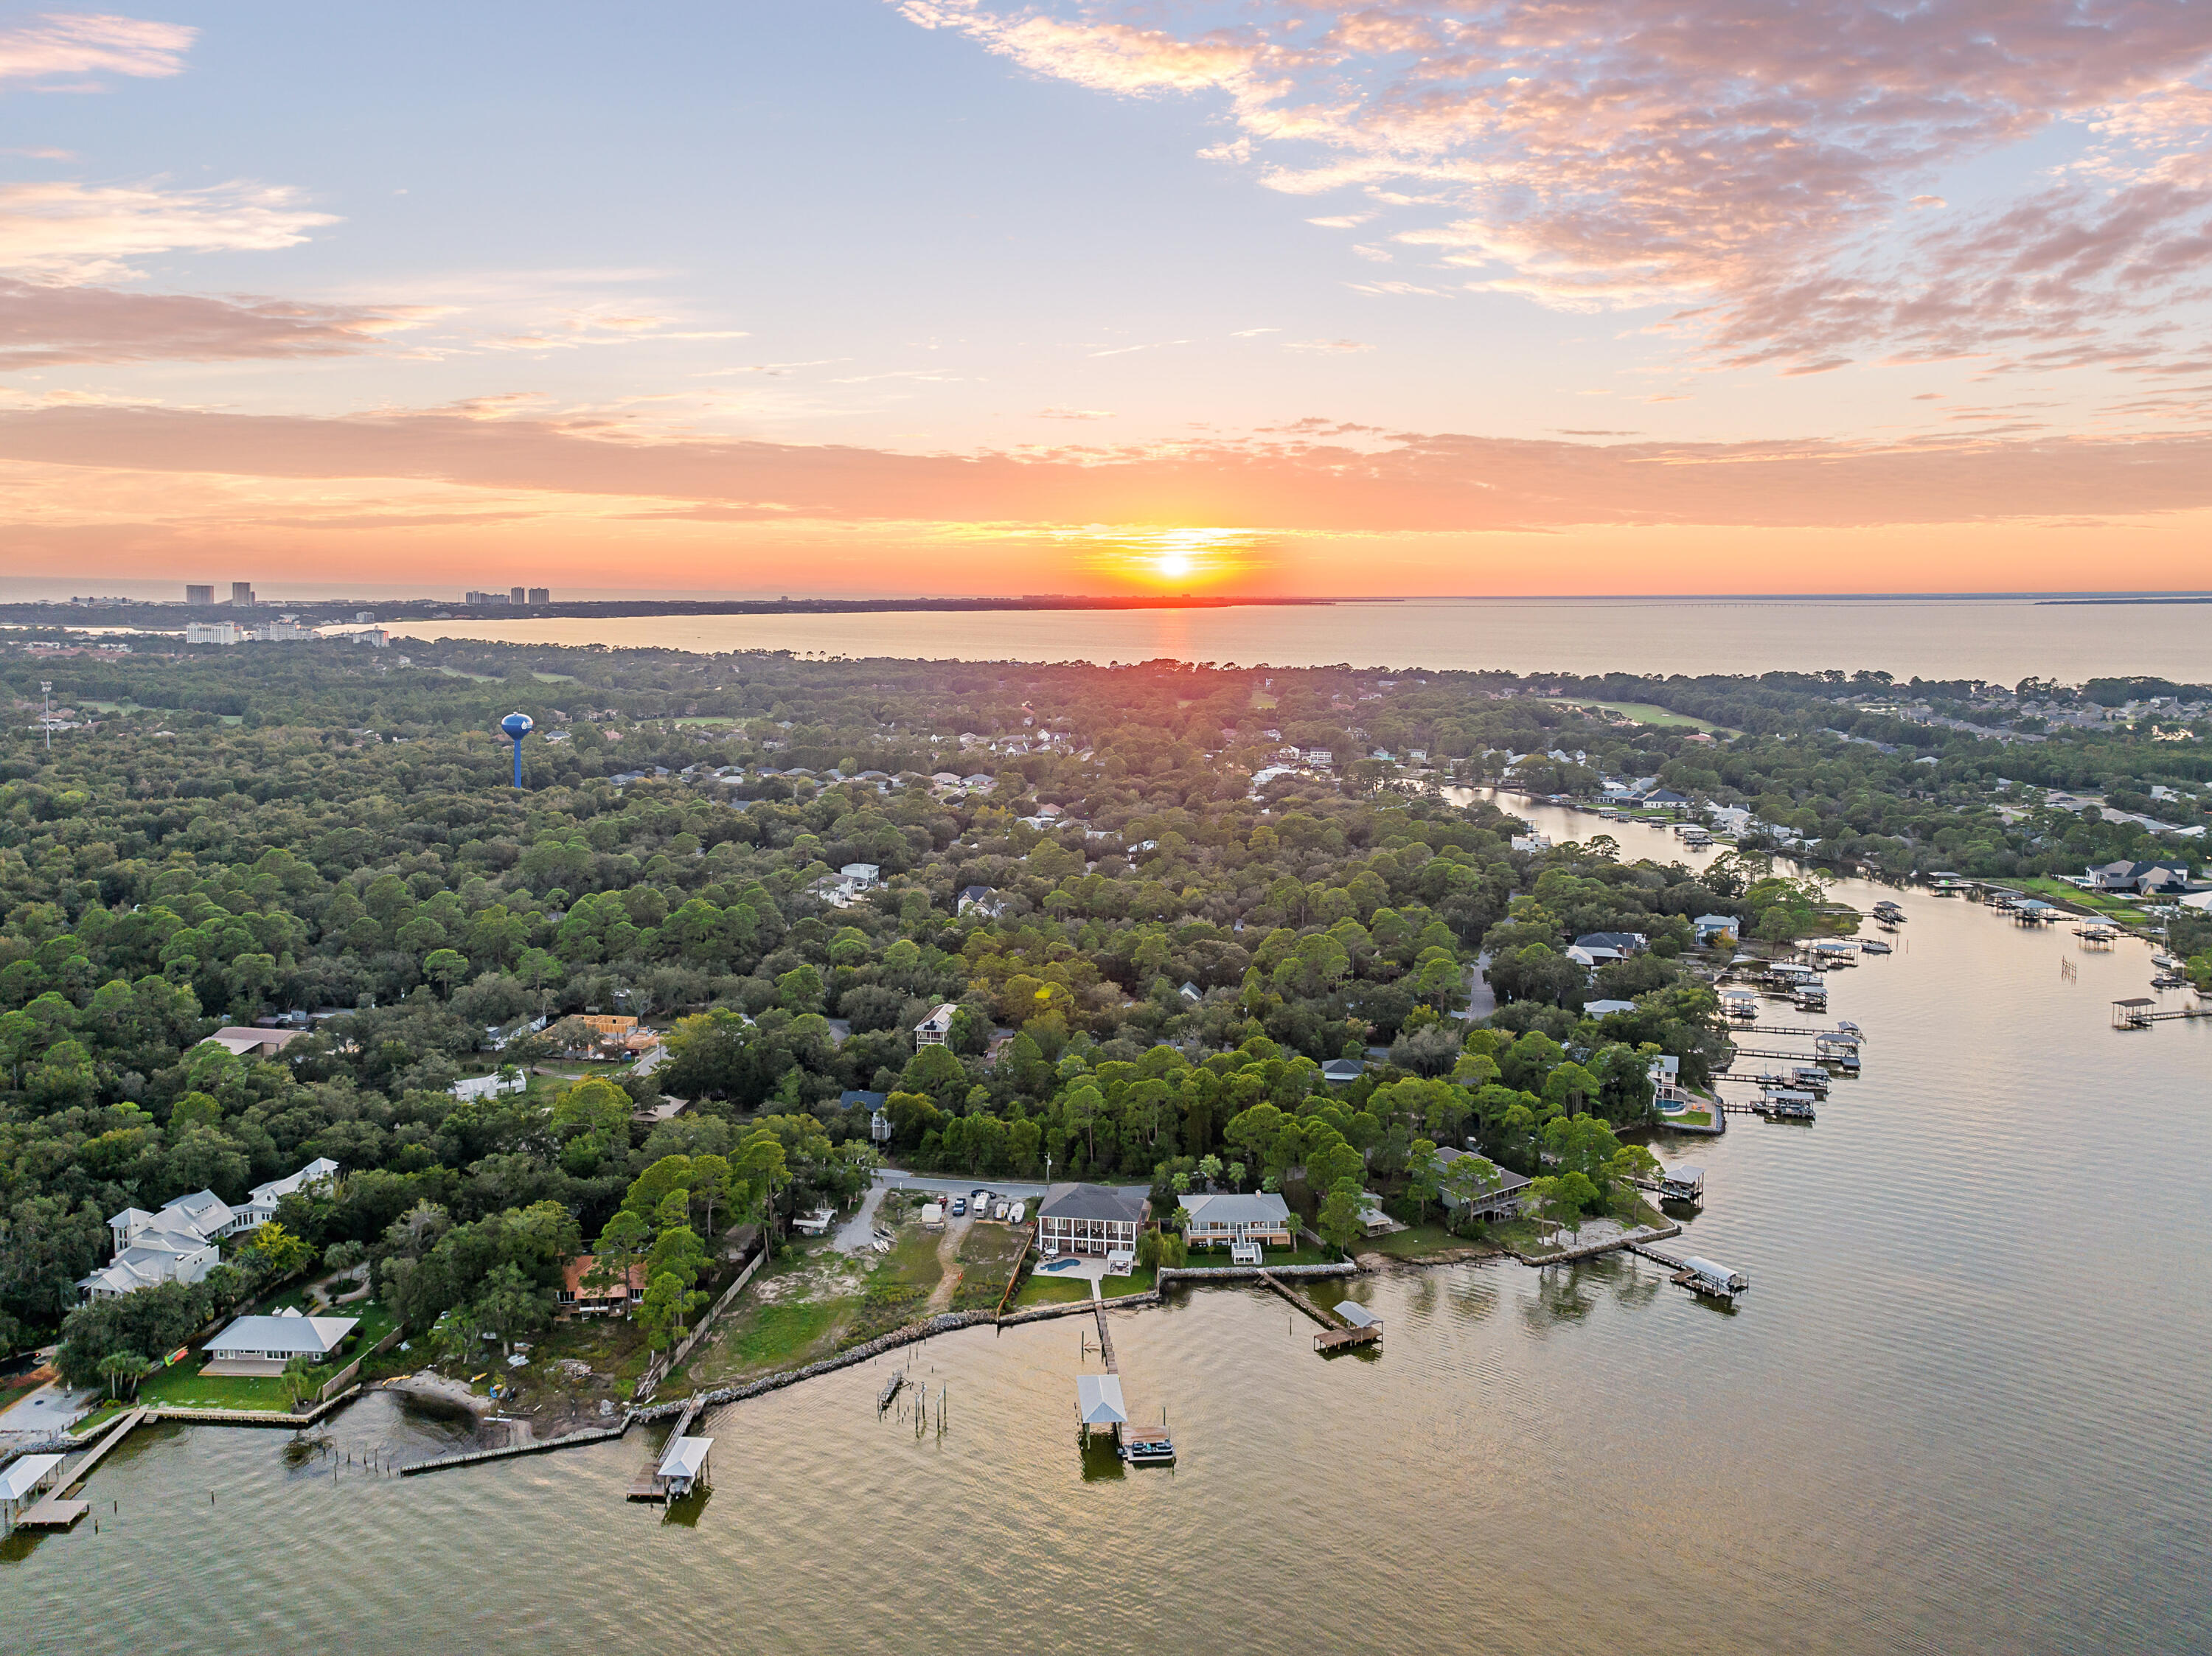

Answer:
[5,4,2212,598]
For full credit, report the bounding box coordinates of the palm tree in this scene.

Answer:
[97,1351,153,1401]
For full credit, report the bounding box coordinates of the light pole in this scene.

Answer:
[40,681,52,751]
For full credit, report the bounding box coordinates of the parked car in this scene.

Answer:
[950,1197,967,1217]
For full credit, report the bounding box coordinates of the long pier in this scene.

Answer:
[2112,998,2209,1029]
[398,1419,629,1477]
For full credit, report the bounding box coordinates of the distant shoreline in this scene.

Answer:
[0,594,1336,630]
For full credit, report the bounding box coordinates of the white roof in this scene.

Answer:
[1076,1374,1127,1427]
[204,1312,358,1357]
[1181,1192,1290,1226]
[658,1435,713,1481]
[0,1454,64,1502]
[1335,1301,1382,1329]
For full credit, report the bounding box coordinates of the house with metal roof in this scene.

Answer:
[913,1002,961,1046]
[1037,1183,1147,1259]
[201,1307,358,1373]
[80,1155,341,1301]
[1434,1146,1532,1220]
[1180,1191,1293,1253]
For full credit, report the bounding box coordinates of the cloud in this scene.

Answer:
[1285,337,1372,352]
[895,3,2212,376]
[10,400,2212,535]
[0,278,430,367]
[0,12,195,87]
[0,180,337,282]
[1038,406,1116,418]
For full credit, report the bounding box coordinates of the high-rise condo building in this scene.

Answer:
[232,582,257,605]
[509,586,526,605]
[185,585,215,605]
[527,588,550,604]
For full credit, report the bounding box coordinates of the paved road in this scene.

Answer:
[832,1183,887,1253]
[872,1171,1051,1202]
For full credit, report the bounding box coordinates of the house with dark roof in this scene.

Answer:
[1037,1183,1148,1259]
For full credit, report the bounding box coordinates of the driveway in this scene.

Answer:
[0,1377,94,1437]
[832,1183,888,1254]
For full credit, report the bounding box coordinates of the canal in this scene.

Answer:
[4,801,2207,1655]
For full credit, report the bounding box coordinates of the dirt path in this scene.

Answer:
[924,1219,967,1314]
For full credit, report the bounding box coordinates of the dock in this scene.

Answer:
[6,1407,147,1530]
[1256,1271,1381,1352]
[627,1396,706,1500]
[2112,997,2210,1029]
[1627,1242,1750,1301]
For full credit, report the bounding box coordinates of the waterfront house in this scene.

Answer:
[1694,914,1740,944]
[1037,1183,1147,1259]
[1642,788,1690,808]
[201,1307,358,1374]
[558,1254,647,1317]
[913,1003,961,1046]
[1181,1191,1293,1251]
[81,1155,341,1301]
[2083,859,2192,894]
[1648,1054,1687,1107]
[1435,1147,1531,1220]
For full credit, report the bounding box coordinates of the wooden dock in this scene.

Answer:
[1090,1301,1118,1374]
[2112,997,2209,1029]
[627,1396,705,1500]
[398,1419,628,1477]
[1257,1271,1381,1352]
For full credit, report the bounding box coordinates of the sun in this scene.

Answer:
[1156,552,1194,582]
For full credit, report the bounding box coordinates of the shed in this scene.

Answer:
[0,1453,64,1528]
[1335,1301,1382,1329]
[1076,1374,1127,1428]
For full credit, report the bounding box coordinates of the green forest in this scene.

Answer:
[1,636,2201,1375]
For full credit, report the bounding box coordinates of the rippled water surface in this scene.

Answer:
[6,806,2208,1655]
[383,595,2212,685]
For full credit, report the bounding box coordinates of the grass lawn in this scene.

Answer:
[1540,697,1736,735]
[1014,1271,1093,1307]
[952,1222,1032,1311]
[706,1298,851,1374]
[1102,1267,1157,1298]
[2008,877,2143,922]
[1354,1224,1470,1261]
[1175,1244,1338,1270]
[134,1363,293,1412]
[1661,1109,1714,1127]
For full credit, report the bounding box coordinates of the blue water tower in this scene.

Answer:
[501,712,534,787]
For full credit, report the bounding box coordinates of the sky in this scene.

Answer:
[3,0,2211,599]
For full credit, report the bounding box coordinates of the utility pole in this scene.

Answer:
[40,681,52,750]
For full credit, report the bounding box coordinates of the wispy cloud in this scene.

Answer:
[1285,337,1371,352]
[895,3,2212,377]
[0,180,337,282]
[1038,406,1115,418]
[0,12,195,88]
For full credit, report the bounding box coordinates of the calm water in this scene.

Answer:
[5,805,2208,1654]
[385,596,2212,683]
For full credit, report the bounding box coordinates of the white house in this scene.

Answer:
[914,1003,961,1046]
[82,1156,339,1301]
[1037,1183,1147,1259]
[839,862,881,888]
[1180,1192,1293,1252]
[1693,914,1741,944]
[202,1307,358,1371]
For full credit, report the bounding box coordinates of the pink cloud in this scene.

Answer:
[0,12,194,86]
[0,279,426,367]
[895,4,2212,375]
[8,400,2212,532]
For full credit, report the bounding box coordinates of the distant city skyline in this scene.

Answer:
[4,4,2211,595]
